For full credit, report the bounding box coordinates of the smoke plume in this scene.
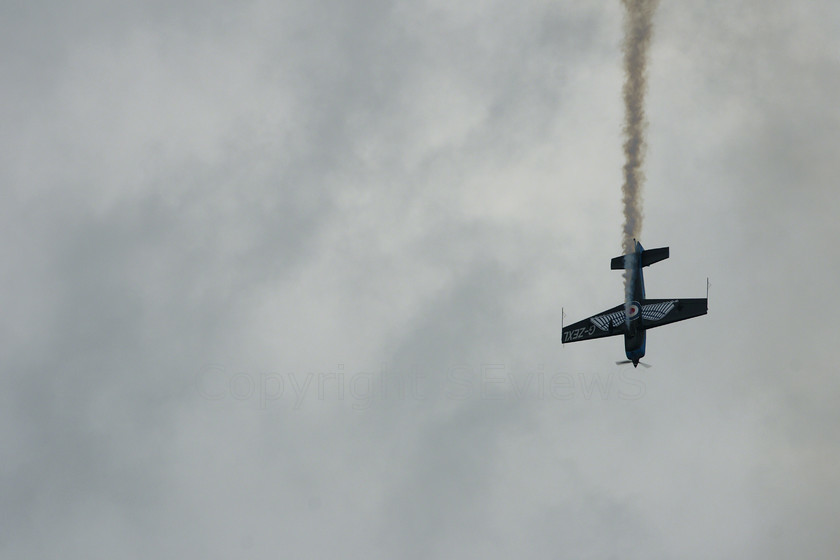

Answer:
[620,0,658,308]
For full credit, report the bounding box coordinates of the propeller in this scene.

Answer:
[615,360,652,368]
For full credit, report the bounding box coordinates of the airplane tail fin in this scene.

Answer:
[610,246,669,270]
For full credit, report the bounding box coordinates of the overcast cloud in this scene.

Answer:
[2,1,839,558]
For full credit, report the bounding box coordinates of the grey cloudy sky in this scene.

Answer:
[3,1,839,558]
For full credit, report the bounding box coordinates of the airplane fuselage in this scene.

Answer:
[623,241,646,366]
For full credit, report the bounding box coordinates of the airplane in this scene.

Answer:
[562,240,707,367]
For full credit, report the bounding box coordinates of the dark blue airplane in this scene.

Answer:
[562,240,708,367]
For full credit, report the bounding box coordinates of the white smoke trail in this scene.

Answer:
[620,0,658,313]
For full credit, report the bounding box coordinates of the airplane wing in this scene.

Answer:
[562,304,627,343]
[641,298,707,329]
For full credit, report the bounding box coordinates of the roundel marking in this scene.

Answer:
[628,302,641,318]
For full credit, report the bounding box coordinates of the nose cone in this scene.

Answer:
[633,360,639,368]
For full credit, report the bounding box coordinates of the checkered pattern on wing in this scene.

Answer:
[590,310,626,331]
[642,300,677,322]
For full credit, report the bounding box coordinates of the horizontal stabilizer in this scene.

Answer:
[610,255,629,270]
[610,246,670,269]
[641,247,669,267]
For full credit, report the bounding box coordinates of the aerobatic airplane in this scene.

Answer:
[562,240,708,367]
